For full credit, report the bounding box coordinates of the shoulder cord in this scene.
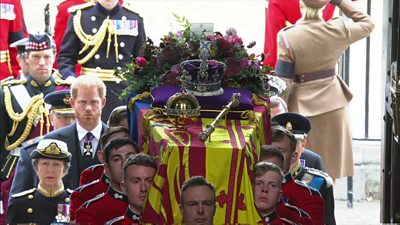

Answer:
[73,10,119,65]
[4,86,49,151]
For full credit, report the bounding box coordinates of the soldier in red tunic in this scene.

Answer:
[258,146,313,225]
[69,126,130,221]
[261,126,325,225]
[69,172,110,222]
[105,153,157,225]
[75,137,136,224]
[253,162,297,225]
[0,0,28,80]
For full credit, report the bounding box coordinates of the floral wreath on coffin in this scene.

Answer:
[114,14,275,99]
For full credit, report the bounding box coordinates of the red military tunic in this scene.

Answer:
[263,0,337,68]
[79,163,104,186]
[69,173,110,221]
[75,186,128,225]
[276,200,313,225]
[258,210,296,225]
[281,174,324,225]
[105,207,141,225]
[0,0,27,80]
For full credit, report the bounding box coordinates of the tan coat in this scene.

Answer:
[275,0,374,178]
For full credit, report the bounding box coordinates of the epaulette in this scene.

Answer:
[305,167,330,178]
[11,188,35,198]
[55,78,72,86]
[74,179,100,193]
[294,179,321,197]
[122,2,142,18]
[51,70,62,79]
[68,2,94,13]
[82,192,105,208]
[305,167,333,188]
[66,188,73,194]
[0,79,26,87]
[0,76,15,84]
[105,216,124,225]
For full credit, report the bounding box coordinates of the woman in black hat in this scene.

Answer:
[7,139,72,224]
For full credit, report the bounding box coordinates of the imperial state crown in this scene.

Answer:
[180,41,226,96]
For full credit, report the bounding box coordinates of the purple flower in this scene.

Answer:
[224,57,240,77]
[225,27,237,37]
[163,64,181,85]
[239,59,250,69]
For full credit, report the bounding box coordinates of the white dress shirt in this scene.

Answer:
[76,121,102,158]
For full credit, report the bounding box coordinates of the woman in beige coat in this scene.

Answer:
[275,0,374,179]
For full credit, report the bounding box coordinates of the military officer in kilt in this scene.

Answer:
[7,139,72,224]
[272,112,336,225]
[57,0,146,121]
[0,33,69,221]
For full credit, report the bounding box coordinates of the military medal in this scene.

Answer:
[83,132,94,157]
[83,142,92,157]
[55,203,70,223]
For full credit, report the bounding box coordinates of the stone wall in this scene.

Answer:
[334,140,381,201]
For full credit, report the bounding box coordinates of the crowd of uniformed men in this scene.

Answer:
[0,0,373,223]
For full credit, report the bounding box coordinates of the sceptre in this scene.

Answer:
[199,93,241,142]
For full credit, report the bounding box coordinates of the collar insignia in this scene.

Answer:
[114,193,123,199]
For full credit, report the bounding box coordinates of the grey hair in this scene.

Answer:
[32,158,71,177]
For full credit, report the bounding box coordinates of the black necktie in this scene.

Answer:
[83,132,94,166]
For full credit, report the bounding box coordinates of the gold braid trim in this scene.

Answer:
[145,107,164,118]
[106,20,119,61]
[4,86,44,122]
[114,27,119,63]
[127,92,151,111]
[3,86,47,151]
[252,94,270,113]
[241,110,256,124]
[6,98,45,151]
[73,9,110,65]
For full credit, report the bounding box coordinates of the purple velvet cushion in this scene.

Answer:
[151,85,254,118]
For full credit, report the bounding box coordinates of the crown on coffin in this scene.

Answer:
[180,41,226,96]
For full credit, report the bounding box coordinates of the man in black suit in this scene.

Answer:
[9,75,108,198]
[45,75,108,189]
